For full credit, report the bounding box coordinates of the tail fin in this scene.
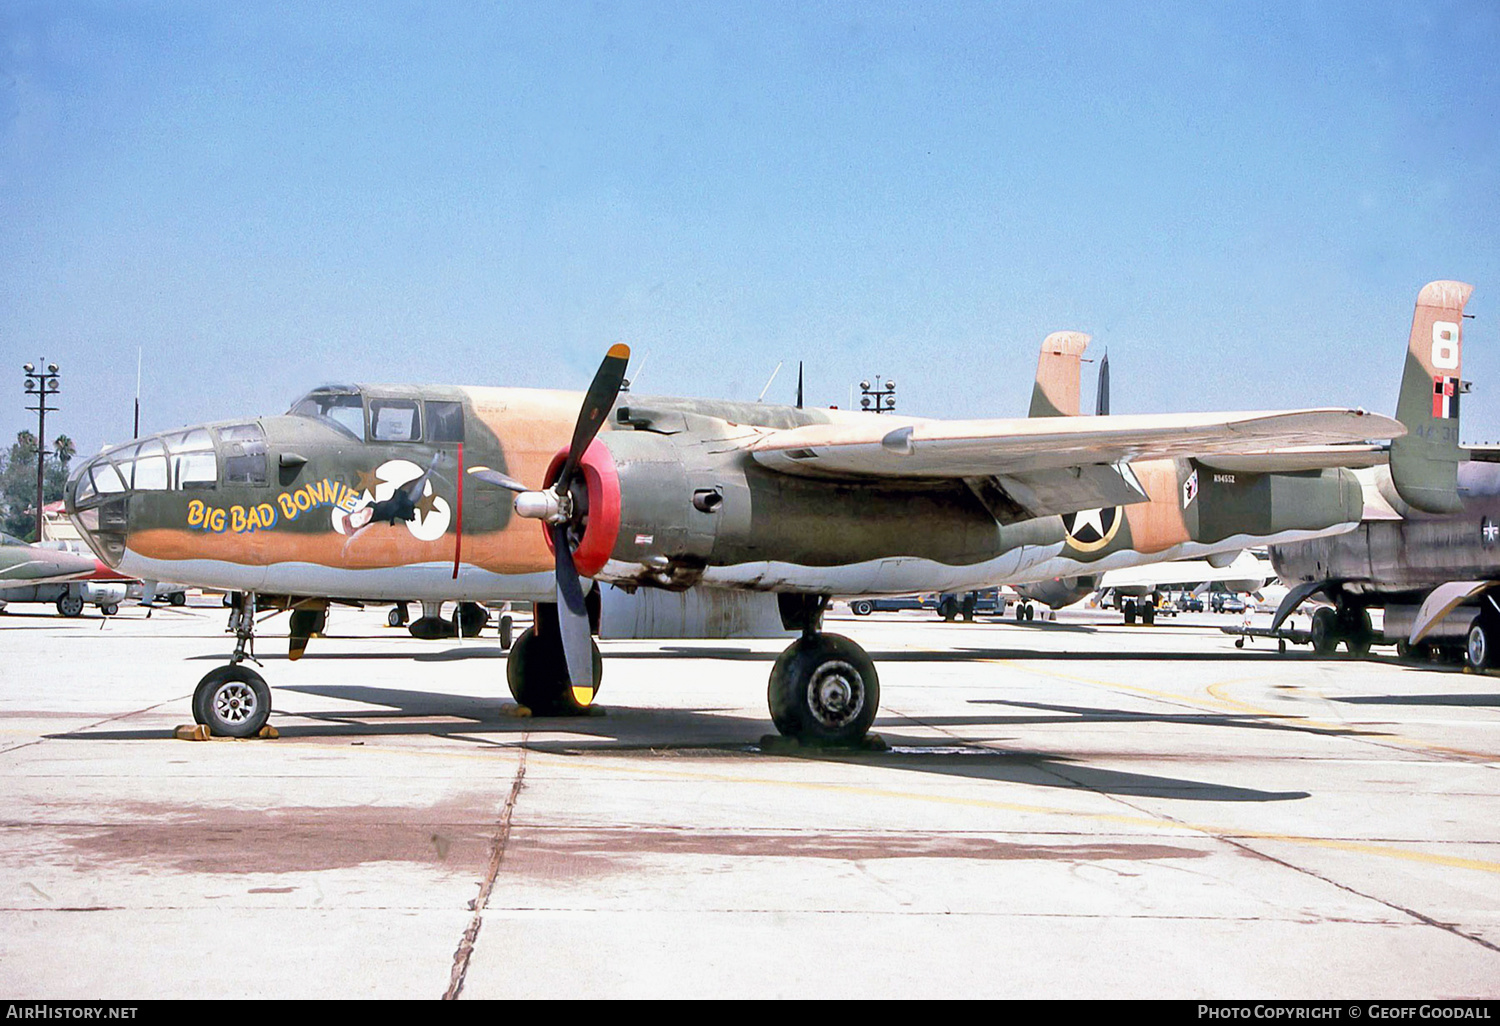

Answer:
[1028,331,1091,417]
[1390,280,1474,514]
[1094,350,1110,416]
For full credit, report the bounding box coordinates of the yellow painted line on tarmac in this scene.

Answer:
[1203,677,1498,764]
[183,721,1500,877]
[517,748,1500,876]
[985,655,1499,764]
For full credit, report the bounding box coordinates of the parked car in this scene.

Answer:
[848,596,927,615]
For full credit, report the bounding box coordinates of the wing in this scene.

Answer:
[748,408,1402,521]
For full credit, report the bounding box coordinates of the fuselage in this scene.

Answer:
[65,383,1365,602]
[1271,461,1500,600]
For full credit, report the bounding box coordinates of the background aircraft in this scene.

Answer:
[66,330,1398,742]
[1267,281,1500,665]
[0,532,129,615]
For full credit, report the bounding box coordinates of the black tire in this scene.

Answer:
[1310,608,1339,656]
[101,603,119,617]
[851,600,874,617]
[458,601,489,638]
[938,596,958,622]
[506,627,602,714]
[1466,619,1496,671]
[767,634,879,744]
[1395,640,1411,660]
[1142,604,1155,626]
[56,593,84,617]
[499,614,514,650]
[192,665,272,738]
[1123,603,1136,625]
[1023,604,1035,622]
[387,607,405,627]
[169,592,186,607]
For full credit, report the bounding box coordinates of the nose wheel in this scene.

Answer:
[193,664,271,738]
[192,591,274,737]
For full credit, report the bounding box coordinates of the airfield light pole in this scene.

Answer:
[859,376,897,414]
[22,360,60,542]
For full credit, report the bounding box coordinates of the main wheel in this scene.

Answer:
[1343,607,1373,658]
[1142,604,1155,626]
[192,665,272,738]
[767,634,879,745]
[1466,619,1497,671]
[1123,602,1136,625]
[938,596,958,622]
[387,607,405,627]
[499,614,514,650]
[458,601,489,638]
[851,600,874,616]
[56,593,84,617]
[1310,607,1339,656]
[506,627,603,714]
[101,603,119,616]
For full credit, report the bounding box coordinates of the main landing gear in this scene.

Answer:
[192,591,272,738]
[767,597,880,745]
[1310,603,1373,658]
[506,601,602,715]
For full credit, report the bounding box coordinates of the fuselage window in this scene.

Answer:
[426,401,464,443]
[220,423,268,486]
[370,399,421,442]
[290,391,364,439]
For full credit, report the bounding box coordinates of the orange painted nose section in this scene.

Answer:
[540,439,622,577]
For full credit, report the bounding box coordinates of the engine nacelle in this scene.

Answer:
[599,413,1001,589]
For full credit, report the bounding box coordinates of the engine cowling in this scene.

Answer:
[538,439,622,577]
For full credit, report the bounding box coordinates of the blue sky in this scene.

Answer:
[2,0,1497,461]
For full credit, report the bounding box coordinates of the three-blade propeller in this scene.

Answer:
[470,343,630,696]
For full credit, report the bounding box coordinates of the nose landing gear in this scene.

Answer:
[192,591,272,738]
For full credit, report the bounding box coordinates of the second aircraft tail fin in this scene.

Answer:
[1389,280,1474,514]
[1028,331,1091,418]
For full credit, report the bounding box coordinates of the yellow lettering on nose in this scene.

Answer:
[230,506,247,533]
[187,500,205,527]
[257,503,277,529]
[278,493,297,519]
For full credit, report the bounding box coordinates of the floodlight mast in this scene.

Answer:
[22,359,61,542]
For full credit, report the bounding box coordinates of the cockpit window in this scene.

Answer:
[0,532,28,547]
[220,423,268,486]
[162,429,216,489]
[426,400,464,443]
[289,387,365,439]
[71,428,222,509]
[369,399,420,442]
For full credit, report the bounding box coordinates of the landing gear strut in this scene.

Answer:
[767,597,880,745]
[192,591,272,738]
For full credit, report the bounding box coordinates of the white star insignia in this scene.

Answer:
[1069,508,1107,538]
